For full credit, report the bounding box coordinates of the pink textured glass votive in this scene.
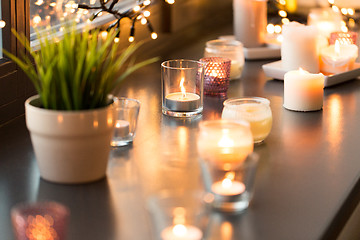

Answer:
[199,57,231,97]
[329,31,358,45]
[11,201,70,240]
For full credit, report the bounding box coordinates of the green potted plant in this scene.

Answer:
[4,25,157,184]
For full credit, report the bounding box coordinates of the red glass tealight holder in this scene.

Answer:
[199,57,231,97]
[11,201,70,240]
[329,31,358,45]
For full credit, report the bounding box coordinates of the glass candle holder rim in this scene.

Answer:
[199,119,251,132]
[11,201,70,216]
[223,97,270,107]
[161,59,206,70]
[206,39,244,49]
[114,97,141,107]
[200,57,232,64]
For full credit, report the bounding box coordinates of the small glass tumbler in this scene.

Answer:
[200,153,259,213]
[147,190,206,240]
[199,57,231,97]
[11,201,70,240]
[197,120,253,172]
[111,97,140,147]
[329,31,358,45]
[161,59,205,117]
[204,39,245,80]
[222,97,272,144]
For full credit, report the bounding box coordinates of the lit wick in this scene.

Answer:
[180,78,186,98]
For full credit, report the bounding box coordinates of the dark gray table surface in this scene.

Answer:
[1,35,360,240]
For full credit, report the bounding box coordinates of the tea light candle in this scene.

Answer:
[329,31,358,45]
[211,178,246,196]
[165,92,200,112]
[320,40,358,75]
[114,120,130,138]
[200,57,231,96]
[284,69,324,112]
[161,224,203,240]
[281,22,319,73]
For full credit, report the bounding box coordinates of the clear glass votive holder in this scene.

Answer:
[111,97,140,147]
[161,59,205,117]
[222,97,272,144]
[147,190,206,240]
[199,57,231,97]
[197,120,253,172]
[200,152,259,213]
[204,39,245,80]
[11,201,70,240]
[329,31,358,45]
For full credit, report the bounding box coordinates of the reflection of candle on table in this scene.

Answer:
[114,120,130,138]
[320,40,358,75]
[161,224,203,240]
[283,68,324,112]
[211,172,245,196]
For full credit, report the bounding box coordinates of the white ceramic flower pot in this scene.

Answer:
[25,95,115,184]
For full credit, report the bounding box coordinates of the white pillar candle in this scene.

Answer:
[161,224,203,240]
[233,0,267,48]
[281,22,319,73]
[320,40,358,75]
[307,8,342,39]
[165,92,200,112]
[284,69,324,112]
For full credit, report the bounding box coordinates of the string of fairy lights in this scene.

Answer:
[77,0,171,43]
[267,0,359,36]
[0,0,358,43]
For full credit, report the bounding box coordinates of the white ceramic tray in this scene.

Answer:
[244,45,281,60]
[262,60,360,87]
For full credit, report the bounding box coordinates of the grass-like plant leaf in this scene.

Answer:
[3,24,158,110]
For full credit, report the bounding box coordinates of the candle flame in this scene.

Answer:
[222,178,233,189]
[172,224,188,237]
[180,77,186,98]
[222,171,235,189]
[218,130,234,148]
[298,67,309,74]
[335,40,341,57]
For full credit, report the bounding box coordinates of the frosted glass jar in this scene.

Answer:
[222,97,272,144]
[204,39,245,80]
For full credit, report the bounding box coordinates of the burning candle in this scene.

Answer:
[114,120,130,139]
[199,57,231,97]
[161,224,203,240]
[281,22,319,73]
[283,68,324,112]
[329,31,358,45]
[197,120,253,171]
[320,40,358,75]
[165,77,201,111]
[161,59,205,117]
[211,172,245,196]
[161,207,203,240]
